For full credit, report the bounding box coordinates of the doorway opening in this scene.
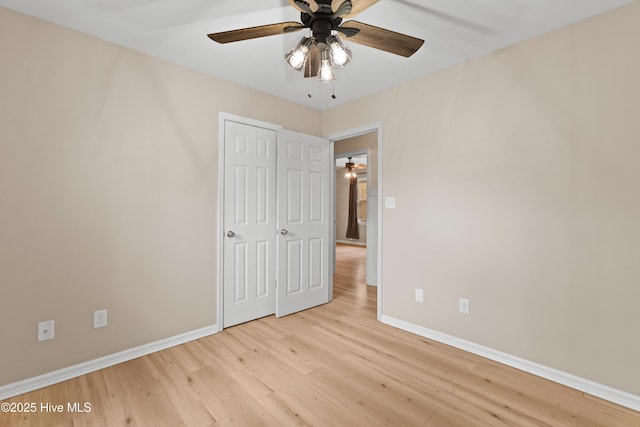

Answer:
[331,126,381,319]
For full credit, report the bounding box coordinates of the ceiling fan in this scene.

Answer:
[344,156,366,177]
[207,0,424,82]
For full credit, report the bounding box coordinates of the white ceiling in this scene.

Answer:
[0,0,634,111]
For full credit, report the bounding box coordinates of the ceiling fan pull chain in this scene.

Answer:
[307,39,314,98]
[331,81,336,99]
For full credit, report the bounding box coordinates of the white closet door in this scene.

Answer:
[276,129,332,317]
[223,121,277,327]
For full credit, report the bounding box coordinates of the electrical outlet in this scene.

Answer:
[415,288,424,303]
[459,298,470,314]
[93,309,108,329]
[37,320,55,342]
[385,197,396,209]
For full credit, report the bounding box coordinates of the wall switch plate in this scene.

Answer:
[37,320,55,342]
[385,197,396,209]
[93,309,108,328]
[415,288,424,303]
[459,298,470,314]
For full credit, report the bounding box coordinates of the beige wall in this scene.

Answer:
[0,7,321,386]
[324,3,640,395]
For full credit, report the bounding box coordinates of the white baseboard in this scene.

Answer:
[0,324,219,401]
[380,315,640,412]
[336,240,366,247]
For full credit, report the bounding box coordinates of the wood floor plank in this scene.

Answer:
[194,338,274,405]
[143,351,216,426]
[233,346,309,394]
[123,384,184,427]
[307,366,429,426]
[312,356,439,424]
[2,244,639,426]
[576,394,640,427]
[455,362,585,426]
[258,387,340,426]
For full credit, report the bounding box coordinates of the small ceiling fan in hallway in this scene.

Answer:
[344,156,366,178]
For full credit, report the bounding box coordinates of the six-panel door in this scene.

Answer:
[275,129,332,317]
[223,122,331,326]
[223,121,277,327]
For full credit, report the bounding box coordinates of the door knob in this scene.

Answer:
[226,230,236,238]
[279,229,288,235]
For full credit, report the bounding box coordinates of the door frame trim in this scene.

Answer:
[216,113,282,331]
[326,122,383,321]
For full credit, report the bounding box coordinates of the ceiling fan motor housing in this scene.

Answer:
[301,13,342,46]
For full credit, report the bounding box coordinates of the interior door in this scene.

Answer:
[276,129,332,317]
[223,120,277,327]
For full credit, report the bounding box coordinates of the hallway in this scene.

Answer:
[333,243,375,316]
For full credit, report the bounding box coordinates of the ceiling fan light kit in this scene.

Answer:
[327,35,352,67]
[284,35,349,81]
[285,36,314,70]
[207,0,424,92]
[318,48,336,82]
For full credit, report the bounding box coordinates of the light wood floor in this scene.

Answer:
[2,243,639,426]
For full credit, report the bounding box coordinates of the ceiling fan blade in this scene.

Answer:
[208,22,303,44]
[336,26,360,37]
[288,0,319,14]
[332,0,352,17]
[332,0,379,18]
[340,20,424,57]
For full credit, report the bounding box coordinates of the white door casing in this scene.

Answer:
[223,120,277,327]
[276,129,332,317]
[366,191,378,286]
